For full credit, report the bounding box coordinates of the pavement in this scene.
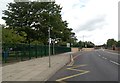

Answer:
[48,49,119,82]
[105,49,120,54]
[2,52,73,81]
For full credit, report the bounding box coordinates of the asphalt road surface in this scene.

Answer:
[48,49,119,82]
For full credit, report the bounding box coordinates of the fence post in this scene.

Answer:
[29,43,31,59]
[3,50,9,63]
[15,51,18,60]
[21,44,23,61]
[44,45,46,56]
[40,45,42,57]
[35,44,37,58]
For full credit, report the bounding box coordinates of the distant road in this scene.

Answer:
[48,49,119,82]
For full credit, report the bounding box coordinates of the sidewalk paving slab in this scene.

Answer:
[2,52,73,81]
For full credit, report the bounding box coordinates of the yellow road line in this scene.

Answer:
[56,71,90,81]
[67,68,87,72]
[68,64,87,69]
[67,54,81,66]
[67,60,74,66]
[58,54,89,82]
[73,54,80,59]
[67,54,74,66]
[56,64,89,81]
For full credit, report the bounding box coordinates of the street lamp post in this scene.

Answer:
[52,39,55,55]
[48,27,51,67]
[83,35,84,48]
[53,40,54,55]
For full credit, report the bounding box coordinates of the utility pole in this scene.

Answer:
[83,35,84,42]
[83,35,84,47]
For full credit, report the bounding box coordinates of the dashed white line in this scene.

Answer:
[110,60,120,65]
[98,55,101,56]
[97,54,119,65]
[102,57,105,58]
[104,51,119,55]
[104,57,107,60]
[102,57,107,59]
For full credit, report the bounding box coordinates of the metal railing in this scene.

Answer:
[2,43,71,63]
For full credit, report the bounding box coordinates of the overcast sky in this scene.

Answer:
[0,0,119,45]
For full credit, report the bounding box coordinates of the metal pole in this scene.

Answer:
[53,39,55,55]
[83,35,84,47]
[83,35,84,42]
[49,27,51,67]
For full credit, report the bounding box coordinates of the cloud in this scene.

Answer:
[72,3,85,8]
[0,0,119,45]
[56,0,119,45]
[0,0,14,24]
[75,15,107,32]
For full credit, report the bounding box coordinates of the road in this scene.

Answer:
[48,49,119,82]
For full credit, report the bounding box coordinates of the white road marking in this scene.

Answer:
[101,56,107,60]
[110,60,120,65]
[104,50,119,55]
[104,57,107,60]
[98,55,107,59]
[102,57,104,58]
[97,53,119,65]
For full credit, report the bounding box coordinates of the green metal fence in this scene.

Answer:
[2,43,71,63]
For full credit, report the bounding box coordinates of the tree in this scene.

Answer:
[0,24,2,44]
[2,2,76,45]
[83,41,94,48]
[71,40,95,48]
[106,39,117,47]
[102,43,107,49]
[2,28,25,44]
[116,41,120,47]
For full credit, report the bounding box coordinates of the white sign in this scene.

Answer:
[48,38,52,44]
[67,43,70,47]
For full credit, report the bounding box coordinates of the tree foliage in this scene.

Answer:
[106,39,117,47]
[2,2,76,45]
[72,40,95,48]
[0,25,2,44]
[116,40,120,47]
[2,28,25,44]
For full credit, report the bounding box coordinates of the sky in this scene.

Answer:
[0,0,119,45]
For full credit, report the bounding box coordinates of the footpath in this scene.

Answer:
[2,52,73,81]
[105,49,119,54]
